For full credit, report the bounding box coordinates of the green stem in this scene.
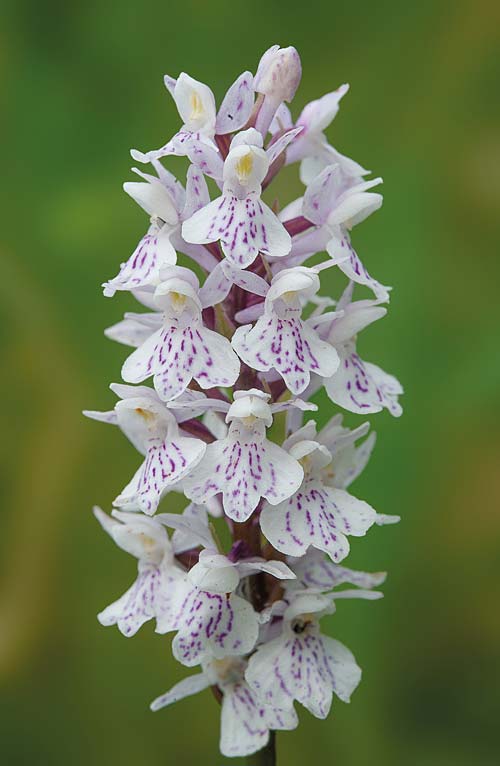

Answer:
[246,732,276,766]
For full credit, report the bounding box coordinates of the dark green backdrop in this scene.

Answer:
[1,1,499,764]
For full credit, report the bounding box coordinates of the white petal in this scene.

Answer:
[98,561,184,637]
[105,316,159,348]
[123,179,179,224]
[188,552,239,593]
[182,194,291,269]
[103,226,177,297]
[289,549,386,592]
[114,435,206,515]
[172,591,258,666]
[324,347,403,417]
[150,672,210,711]
[220,682,298,757]
[122,323,239,401]
[236,559,296,580]
[260,480,376,563]
[245,629,338,718]
[184,435,303,522]
[174,73,216,133]
[303,164,344,225]
[327,236,391,303]
[182,164,211,220]
[232,316,339,395]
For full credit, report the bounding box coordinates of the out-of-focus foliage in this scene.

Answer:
[1,1,499,764]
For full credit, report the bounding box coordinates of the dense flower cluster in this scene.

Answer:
[86,44,403,759]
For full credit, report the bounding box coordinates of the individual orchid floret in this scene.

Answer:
[151,656,298,758]
[182,389,305,522]
[271,85,368,185]
[301,163,390,301]
[157,548,295,667]
[181,128,293,269]
[132,70,254,164]
[291,414,376,490]
[314,284,403,416]
[254,45,302,136]
[120,266,240,401]
[245,592,361,719]
[84,385,206,513]
[94,507,187,636]
[232,267,340,394]
[103,165,214,297]
[260,431,379,563]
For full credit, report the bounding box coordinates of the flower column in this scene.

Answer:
[86,44,403,764]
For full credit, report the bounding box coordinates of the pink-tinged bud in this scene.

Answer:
[254,45,302,104]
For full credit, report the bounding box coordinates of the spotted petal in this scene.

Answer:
[98,560,186,637]
[171,591,258,666]
[216,71,254,134]
[220,682,298,758]
[121,323,240,401]
[103,225,177,297]
[260,479,377,563]
[327,235,390,302]
[245,628,361,718]
[114,434,206,514]
[183,435,304,522]
[324,344,403,417]
[232,316,339,395]
[182,193,291,269]
[288,549,386,592]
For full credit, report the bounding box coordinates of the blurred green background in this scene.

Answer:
[1,1,499,764]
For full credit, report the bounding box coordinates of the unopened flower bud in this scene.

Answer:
[255,44,302,103]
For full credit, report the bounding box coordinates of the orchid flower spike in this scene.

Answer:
[86,44,404,761]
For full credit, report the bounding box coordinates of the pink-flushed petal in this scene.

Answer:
[266,126,303,166]
[297,86,350,136]
[114,434,206,514]
[150,672,210,712]
[220,682,298,758]
[269,103,294,133]
[183,433,303,522]
[221,260,270,297]
[327,236,391,302]
[216,71,254,134]
[103,225,177,297]
[182,164,211,220]
[260,480,377,563]
[303,164,343,225]
[171,591,258,667]
[324,346,403,417]
[182,194,291,269]
[245,628,360,718]
[198,262,232,307]
[232,316,339,395]
[97,560,186,637]
[186,140,224,181]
